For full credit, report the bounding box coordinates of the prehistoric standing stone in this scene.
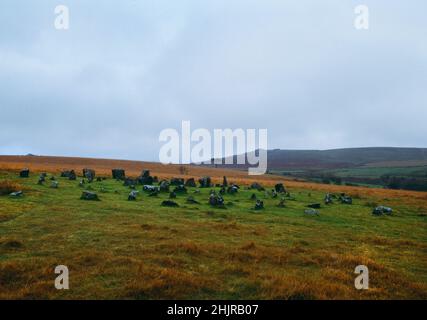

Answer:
[222,176,228,187]
[254,200,264,210]
[324,193,333,205]
[275,183,286,193]
[185,178,197,187]
[83,168,96,182]
[138,171,154,185]
[112,168,126,180]
[37,174,45,185]
[159,180,170,192]
[128,190,138,201]
[209,193,225,207]
[199,176,212,188]
[20,168,30,178]
[69,170,76,180]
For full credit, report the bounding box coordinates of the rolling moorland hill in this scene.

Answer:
[215,147,427,190]
[219,147,427,170]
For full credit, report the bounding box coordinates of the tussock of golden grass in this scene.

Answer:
[1,239,24,251]
[0,180,24,195]
[364,236,426,248]
[240,242,256,250]
[125,265,219,299]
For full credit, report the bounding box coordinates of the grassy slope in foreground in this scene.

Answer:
[0,157,426,299]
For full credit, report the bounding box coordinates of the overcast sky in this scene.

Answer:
[0,0,426,161]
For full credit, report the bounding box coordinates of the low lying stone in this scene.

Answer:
[372,206,393,216]
[304,209,319,215]
[227,185,239,194]
[250,182,264,191]
[148,190,159,197]
[340,195,353,204]
[170,178,184,186]
[277,199,286,208]
[61,170,72,178]
[161,200,179,207]
[124,178,137,187]
[10,191,23,197]
[173,185,187,194]
[143,185,159,192]
[186,196,200,204]
[80,191,99,201]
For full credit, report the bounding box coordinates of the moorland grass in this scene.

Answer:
[0,170,426,299]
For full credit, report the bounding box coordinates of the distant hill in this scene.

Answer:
[219,147,427,170]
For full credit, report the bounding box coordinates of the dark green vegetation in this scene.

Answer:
[0,171,426,299]
[219,147,427,191]
[274,165,427,191]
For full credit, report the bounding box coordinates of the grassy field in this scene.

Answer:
[0,160,426,299]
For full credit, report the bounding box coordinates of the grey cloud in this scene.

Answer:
[0,0,426,160]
